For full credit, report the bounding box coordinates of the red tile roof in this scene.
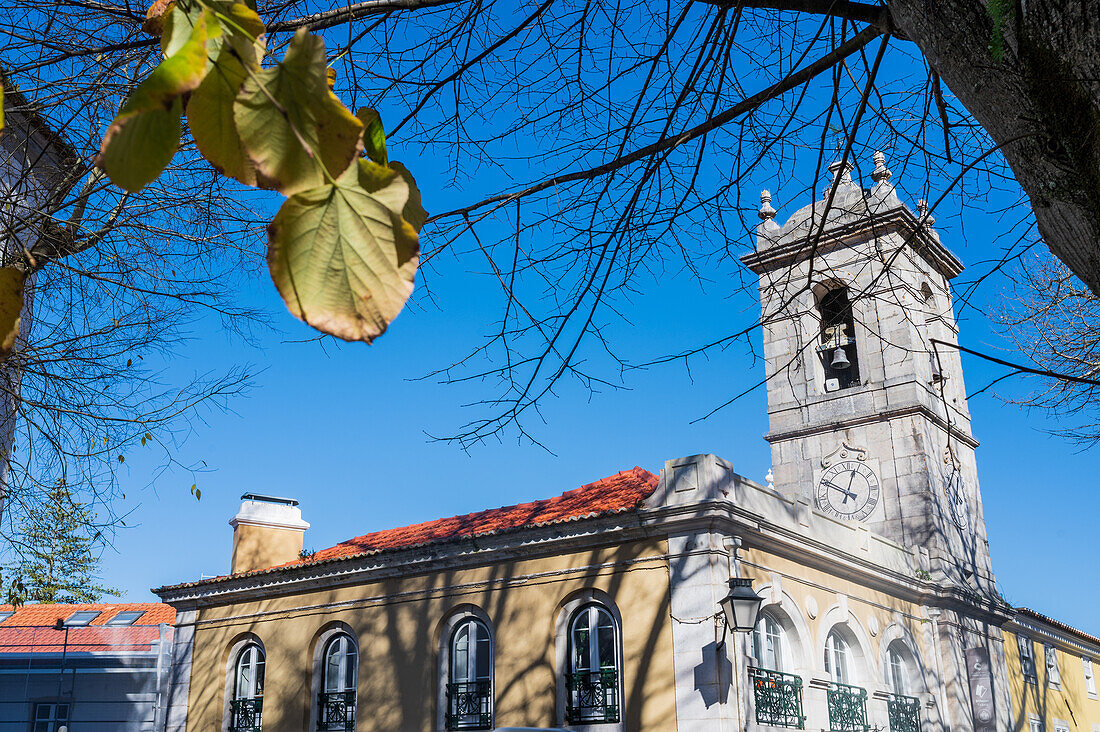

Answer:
[0,603,175,654]
[156,466,658,592]
[1016,607,1100,649]
[306,466,658,563]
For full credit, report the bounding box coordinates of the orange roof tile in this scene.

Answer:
[306,466,658,563]
[0,603,174,654]
[156,466,658,592]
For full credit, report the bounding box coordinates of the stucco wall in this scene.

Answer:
[182,537,676,732]
[1004,627,1100,731]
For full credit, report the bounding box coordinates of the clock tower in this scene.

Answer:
[741,154,994,592]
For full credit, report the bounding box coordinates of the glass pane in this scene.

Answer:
[35,704,52,719]
[453,624,470,682]
[572,615,591,673]
[344,644,358,692]
[56,704,69,721]
[236,653,251,699]
[475,626,491,681]
[596,610,615,670]
[254,654,265,697]
[325,638,344,692]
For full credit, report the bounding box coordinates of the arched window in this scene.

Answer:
[230,643,264,732]
[318,633,357,731]
[752,613,788,672]
[446,618,492,730]
[566,604,620,724]
[818,287,860,391]
[885,644,909,696]
[824,630,852,684]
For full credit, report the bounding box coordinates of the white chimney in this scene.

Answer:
[229,494,310,574]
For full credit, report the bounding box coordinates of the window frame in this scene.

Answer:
[885,644,910,697]
[437,608,494,732]
[31,701,70,732]
[752,612,790,673]
[824,630,852,685]
[316,631,358,731]
[105,610,144,626]
[1044,644,1061,689]
[64,610,100,626]
[224,639,265,732]
[445,617,493,730]
[565,602,622,726]
[1018,635,1038,684]
[1084,656,1097,698]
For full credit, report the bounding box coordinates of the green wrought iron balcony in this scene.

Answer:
[826,681,868,732]
[749,667,806,729]
[887,693,921,732]
[229,697,263,732]
[445,680,492,730]
[317,690,356,731]
[566,669,620,724]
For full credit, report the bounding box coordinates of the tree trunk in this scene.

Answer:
[887,0,1100,295]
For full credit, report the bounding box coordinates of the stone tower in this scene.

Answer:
[741,154,994,593]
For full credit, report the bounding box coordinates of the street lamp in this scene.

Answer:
[718,577,764,633]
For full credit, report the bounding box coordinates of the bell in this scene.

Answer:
[831,347,850,370]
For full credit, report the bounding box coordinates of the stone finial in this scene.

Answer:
[871,151,892,184]
[823,158,855,197]
[765,468,774,490]
[758,190,776,221]
[917,198,936,226]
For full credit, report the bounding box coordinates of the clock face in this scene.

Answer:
[945,469,970,530]
[816,461,880,521]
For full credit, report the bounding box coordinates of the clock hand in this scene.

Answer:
[823,480,857,502]
[844,470,858,504]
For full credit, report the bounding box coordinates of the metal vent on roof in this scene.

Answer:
[239,493,298,506]
[0,611,12,624]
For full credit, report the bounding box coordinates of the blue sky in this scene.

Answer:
[100,150,1100,634]
[88,11,1098,635]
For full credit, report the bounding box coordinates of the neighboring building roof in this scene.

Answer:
[1015,606,1100,650]
[0,603,175,654]
[155,466,659,592]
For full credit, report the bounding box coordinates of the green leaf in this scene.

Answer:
[97,9,213,192]
[0,267,24,362]
[267,176,419,343]
[357,107,387,166]
[234,29,363,195]
[187,47,256,185]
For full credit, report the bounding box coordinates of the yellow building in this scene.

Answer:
[1004,608,1100,732]
[155,156,1099,732]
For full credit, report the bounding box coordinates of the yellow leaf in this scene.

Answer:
[98,9,214,192]
[0,267,24,362]
[187,46,256,185]
[267,176,419,343]
[234,29,363,196]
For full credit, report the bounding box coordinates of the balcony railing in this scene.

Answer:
[826,681,868,732]
[749,667,806,729]
[566,669,620,724]
[887,693,921,732]
[445,680,492,730]
[229,697,263,732]
[318,690,356,731]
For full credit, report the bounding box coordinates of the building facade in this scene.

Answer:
[154,156,1099,732]
[1003,609,1100,732]
[0,602,176,731]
